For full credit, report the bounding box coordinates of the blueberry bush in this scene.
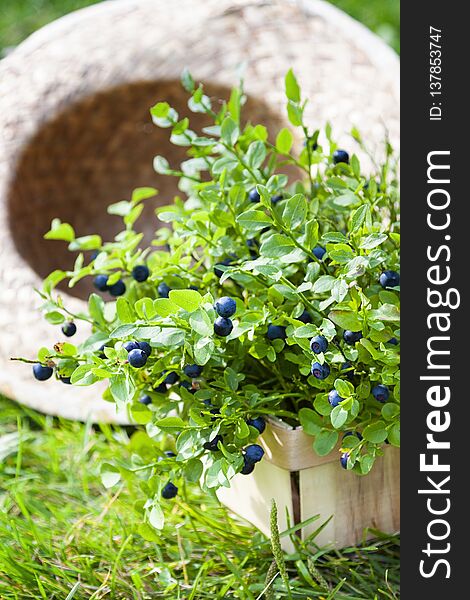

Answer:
[29,69,400,532]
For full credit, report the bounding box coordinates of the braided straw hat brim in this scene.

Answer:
[0,0,399,422]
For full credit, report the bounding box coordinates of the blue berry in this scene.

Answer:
[180,381,196,394]
[311,361,330,380]
[183,364,203,378]
[93,274,109,291]
[164,451,176,457]
[154,382,167,394]
[132,265,150,282]
[157,282,171,298]
[123,341,139,352]
[244,444,264,463]
[247,417,266,434]
[343,330,362,345]
[248,189,260,203]
[203,435,223,452]
[266,324,287,340]
[333,149,349,164]
[61,321,76,337]
[215,296,237,318]
[328,390,345,407]
[109,280,126,297]
[33,363,53,381]
[161,482,178,499]
[312,245,326,260]
[379,270,400,288]
[298,309,312,324]
[271,194,283,204]
[341,362,354,380]
[164,371,178,385]
[128,349,148,368]
[310,335,328,354]
[60,376,72,384]
[137,341,152,357]
[241,456,255,475]
[139,395,152,405]
[372,384,390,403]
[340,452,350,469]
[388,337,399,345]
[214,316,233,337]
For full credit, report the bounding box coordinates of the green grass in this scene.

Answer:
[0,396,400,598]
[0,0,399,55]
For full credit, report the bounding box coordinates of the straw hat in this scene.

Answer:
[0,0,399,422]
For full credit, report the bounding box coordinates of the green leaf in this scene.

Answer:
[68,235,102,251]
[116,297,134,323]
[110,324,138,339]
[154,298,178,318]
[285,68,301,103]
[71,364,98,386]
[330,406,348,429]
[220,117,239,146]
[44,219,75,242]
[369,304,400,322]
[148,504,164,530]
[275,128,293,154]
[334,378,354,398]
[101,464,121,489]
[245,141,266,169]
[362,421,388,443]
[156,416,185,430]
[327,244,354,264]
[131,187,158,204]
[382,403,400,421]
[360,233,388,250]
[388,422,400,447]
[185,458,203,483]
[299,408,323,435]
[260,234,295,258]
[44,311,65,325]
[236,209,272,231]
[313,429,338,456]
[286,101,303,127]
[282,194,307,230]
[312,276,336,293]
[169,289,203,312]
[350,204,369,232]
[189,309,213,336]
[328,310,362,331]
[181,68,195,92]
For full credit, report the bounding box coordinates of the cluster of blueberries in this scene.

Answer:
[93,264,155,297]
[160,417,267,500]
[213,296,236,337]
[123,340,152,368]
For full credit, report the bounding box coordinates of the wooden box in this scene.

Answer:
[217,418,400,552]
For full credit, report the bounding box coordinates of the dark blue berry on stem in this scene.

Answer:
[372,384,390,403]
[298,310,312,324]
[340,452,350,469]
[33,363,53,381]
[214,316,233,337]
[215,296,237,318]
[333,149,349,164]
[61,321,76,337]
[109,280,126,297]
[123,341,139,352]
[311,361,330,380]
[132,265,150,282]
[312,246,326,260]
[165,451,176,458]
[241,456,255,475]
[139,395,152,405]
[93,275,109,292]
[157,282,171,298]
[137,341,152,357]
[248,189,260,203]
[128,349,148,368]
[379,270,400,288]
[388,337,399,345]
[266,324,287,340]
[328,390,345,407]
[343,330,362,344]
[183,364,203,378]
[310,335,328,354]
[244,444,264,463]
[164,371,178,385]
[161,482,178,499]
[203,435,223,452]
[154,382,167,394]
[60,376,72,384]
[343,431,363,442]
[247,417,266,434]
[271,194,283,204]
